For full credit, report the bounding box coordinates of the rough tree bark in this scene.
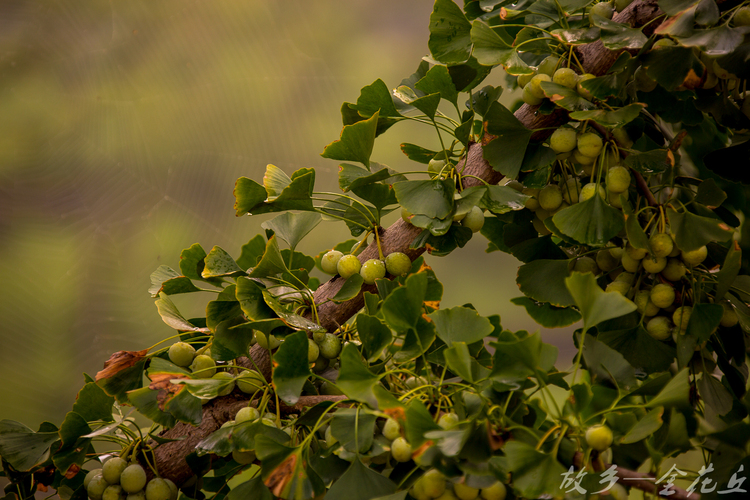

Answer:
[153,0,673,490]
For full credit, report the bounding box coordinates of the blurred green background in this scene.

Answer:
[0,0,576,429]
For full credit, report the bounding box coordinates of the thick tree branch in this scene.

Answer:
[155,0,669,485]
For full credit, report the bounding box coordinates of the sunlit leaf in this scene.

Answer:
[273,331,312,405]
[428,306,494,345]
[566,272,637,330]
[262,213,322,252]
[552,194,624,247]
[428,0,472,64]
[322,112,379,169]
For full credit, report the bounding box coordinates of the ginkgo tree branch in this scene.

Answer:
[153,0,672,488]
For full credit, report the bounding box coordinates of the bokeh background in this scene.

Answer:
[0,0,576,429]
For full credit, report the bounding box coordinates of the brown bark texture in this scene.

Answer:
[153,0,667,486]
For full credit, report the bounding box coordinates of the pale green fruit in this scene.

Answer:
[385,252,412,276]
[535,208,550,221]
[574,256,599,274]
[337,254,362,279]
[650,233,674,258]
[735,6,750,26]
[255,331,281,350]
[608,190,628,208]
[435,490,459,500]
[647,316,673,340]
[537,55,561,76]
[529,74,552,99]
[321,250,344,274]
[549,128,578,153]
[391,437,413,462]
[236,370,266,394]
[163,479,177,500]
[103,457,128,485]
[382,418,401,440]
[609,246,624,260]
[553,68,578,88]
[235,406,260,423]
[596,248,619,271]
[574,149,597,165]
[532,216,551,236]
[454,483,480,500]
[590,2,615,23]
[516,71,535,88]
[102,485,125,500]
[422,469,446,498]
[580,183,606,201]
[577,132,604,157]
[189,355,216,378]
[127,492,146,500]
[650,284,676,309]
[307,339,320,363]
[620,251,642,273]
[319,333,342,359]
[168,342,196,367]
[211,372,235,396]
[479,482,507,500]
[120,465,147,494]
[87,475,110,500]
[320,380,344,395]
[428,159,447,176]
[635,290,660,316]
[662,258,686,281]
[405,376,428,390]
[313,331,327,343]
[232,450,256,465]
[462,206,485,232]
[576,73,595,100]
[673,306,693,331]
[312,356,329,373]
[606,166,631,193]
[522,188,540,210]
[411,479,431,500]
[625,242,647,260]
[360,258,386,284]
[538,185,563,211]
[642,254,667,273]
[522,84,544,105]
[438,412,459,429]
[585,425,614,451]
[615,272,635,285]
[681,246,708,266]
[145,479,172,500]
[615,0,634,11]
[605,280,630,295]
[84,469,103,489]
[721,302,739,327]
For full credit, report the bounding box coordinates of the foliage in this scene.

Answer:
[3,1,750,500]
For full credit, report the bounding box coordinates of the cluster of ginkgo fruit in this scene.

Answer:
[506,124,631,235]
[221,406,297,465]
[590,233,738,341]
[577,229,738,342]
[167,341,267,401]
[84,459,177,500]
[320,245,414,284]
